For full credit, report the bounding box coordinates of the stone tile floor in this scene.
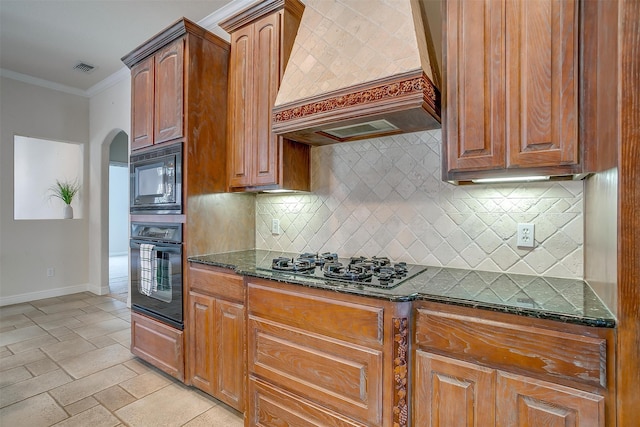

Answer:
[0,292,244,426]
[109,255,129,304]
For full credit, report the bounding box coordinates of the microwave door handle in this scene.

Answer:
[160,165,166,197]
[162,166,172,199]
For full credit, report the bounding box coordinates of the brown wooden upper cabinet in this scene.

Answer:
[123,18,229,157]
[443,0,582,182]
[220,0,310,192]
[128,39,184,151]
[122,18,230,193]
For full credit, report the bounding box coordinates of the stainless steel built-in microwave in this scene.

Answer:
[130,143,182,214]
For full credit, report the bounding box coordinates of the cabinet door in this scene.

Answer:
[228,26,254,188]
[445,0,505,173]
[188,292,215,395]
[215,299,246,411]
[505,0,578,168]
[154,39,184,144]
[496,371,604,427]
[414,350,495,427]
[131,57,154,150]
[252,12,281,186]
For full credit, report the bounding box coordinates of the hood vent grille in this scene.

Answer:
[321,119,399,141]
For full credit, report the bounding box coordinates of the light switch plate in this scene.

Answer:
[517,223,535,248]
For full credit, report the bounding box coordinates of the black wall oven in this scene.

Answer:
[130,143,182,214]
[130,222,183,329]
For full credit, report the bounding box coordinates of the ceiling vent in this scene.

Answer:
[73,61,96,74]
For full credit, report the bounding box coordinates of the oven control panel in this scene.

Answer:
[131,222,182,243]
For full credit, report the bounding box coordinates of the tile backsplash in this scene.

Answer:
[256,130,584,279]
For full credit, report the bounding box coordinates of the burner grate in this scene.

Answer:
[263,252,427,289]
[323,262,373,281]
[272,257,316,272]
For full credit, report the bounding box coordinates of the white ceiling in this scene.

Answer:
[0,0,246,95]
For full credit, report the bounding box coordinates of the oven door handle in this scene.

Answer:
[130,239,182,255]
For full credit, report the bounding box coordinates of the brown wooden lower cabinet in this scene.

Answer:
[131,311,184,381]
[496,371,604,426]
[415,351,605,426]
[188,292,215,393]
[187,263,245,412]
[414,351,496,426]
[179,266,615,426]
[246,277,411,427]
[412,301,613,427]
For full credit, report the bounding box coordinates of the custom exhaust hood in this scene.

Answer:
[272,0,442,146]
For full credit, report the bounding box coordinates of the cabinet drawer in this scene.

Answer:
[248,377,368,427]
[131,312,184,381]
[188,263,244,302]
[414,306,607,389]
[248,280,383,346]
[249,317,382,426]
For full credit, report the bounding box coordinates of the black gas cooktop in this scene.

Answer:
[258,252,427,289]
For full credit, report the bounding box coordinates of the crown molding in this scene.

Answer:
[198,0,258,39]
[0,68,89,97]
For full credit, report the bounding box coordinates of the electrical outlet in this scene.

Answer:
[517,223,535,248]
[47,267,55,277]
[271,219,281,235]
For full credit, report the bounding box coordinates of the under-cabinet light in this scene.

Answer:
[262,189,296,193]
[471,176,551,184]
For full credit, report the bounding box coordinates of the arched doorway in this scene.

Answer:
[108,130,129,302]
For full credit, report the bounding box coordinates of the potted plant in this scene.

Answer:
[49,179,80,219]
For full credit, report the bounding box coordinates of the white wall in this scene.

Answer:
[109,131,130,256]
[109,165,129,255]
[0,76,90,305]
[109,131,129,164]
[88,77,131,296]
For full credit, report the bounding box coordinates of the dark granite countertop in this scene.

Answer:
[188,250,616,328]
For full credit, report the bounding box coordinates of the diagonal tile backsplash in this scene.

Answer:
[256,130,584,279]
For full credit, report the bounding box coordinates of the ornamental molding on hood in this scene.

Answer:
[274,72,438,123]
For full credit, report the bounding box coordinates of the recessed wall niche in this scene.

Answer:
[14,135,84,219]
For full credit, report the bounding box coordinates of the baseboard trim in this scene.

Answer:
[86,283,111,296]
[0,284,91,307]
